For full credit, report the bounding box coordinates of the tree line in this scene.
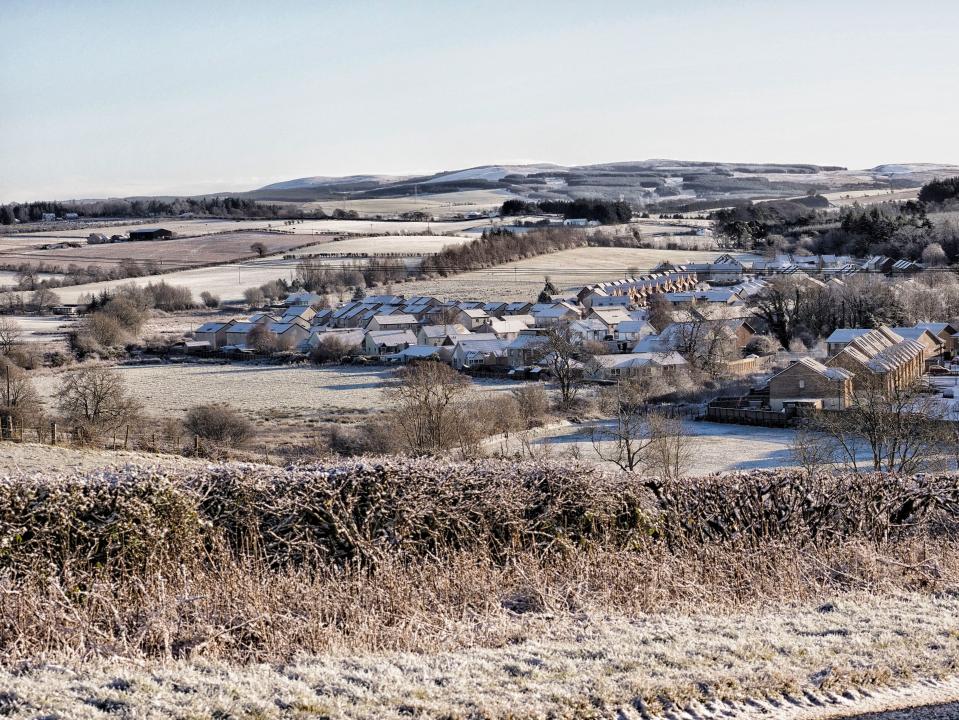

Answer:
[500,198,633,224]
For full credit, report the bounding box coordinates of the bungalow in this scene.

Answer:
[502,301,533,316]
[386,345,442,363]
[586,351,688,380]
[767,358,853,411]
[588,306,633,332]
[282,291,324,306]
[307,327,365,352]
[363,329,417,356]
[451,338,511,370]
[614,319,656,350]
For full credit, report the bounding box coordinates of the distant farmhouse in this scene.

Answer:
[129,227,174,241]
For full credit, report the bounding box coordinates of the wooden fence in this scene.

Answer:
[705,405,795,428]
[0,416,203,454]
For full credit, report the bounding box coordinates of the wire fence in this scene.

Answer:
[0,416,201,455]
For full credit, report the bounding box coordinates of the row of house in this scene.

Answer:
[766,323,958,410]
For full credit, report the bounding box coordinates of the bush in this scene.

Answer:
[184,404,254,448]
[200,291,220,308]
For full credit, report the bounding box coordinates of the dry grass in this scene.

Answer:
[0,459,957,717]
[401,246,753,300]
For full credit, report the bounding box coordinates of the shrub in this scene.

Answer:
[184,404,254,448]
[309,335,358,363]
[200,291,220,308]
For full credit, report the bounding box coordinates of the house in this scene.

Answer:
[267,321,310,349]
[915,322,959,357]
[129,227,174,241]
[767,358,853,411]
[484,317,530,340]
[282,305,317,324]
[503,301,533,316]
[224,322,258,348]
[586,351,688,380]
[451,339,510,370]
[891,327,945,362]
[507,332,547,367]
[417,323,469,346]
[825,328,872,356]
[588,306,633,332]
[283,291,324,306]
[307,327,365,352]
[41,213,56,222]
[569,318,608,343]
[825,326,925,392]
[456,307,491,331]
[366,313,419,332]
[614,320,656,350]
[386,345,442,363]
[194,320,234,350]
[531,302,581,327]
[363,329,417,356]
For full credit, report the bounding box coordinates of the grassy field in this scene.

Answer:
[32,363,518,418]
[299,188,519,217]
[398,246,756,300]
[0,231,326,271]
[5,592,958,719]
[290,233,471,255]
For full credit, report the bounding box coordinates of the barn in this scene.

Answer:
[129,227,174,241]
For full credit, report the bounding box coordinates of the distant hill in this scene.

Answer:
[247,159,959,209]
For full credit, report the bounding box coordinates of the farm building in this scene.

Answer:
[129,227,174,241]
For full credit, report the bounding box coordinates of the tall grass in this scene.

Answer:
[0,459,956,663]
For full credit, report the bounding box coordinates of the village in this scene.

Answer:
[175,249,953,424]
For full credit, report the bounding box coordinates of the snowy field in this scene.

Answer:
[32,363,519,417]
[5,315,78,344]
[288,234,472,256]
[397,247,758,301]
[491,420,800,476]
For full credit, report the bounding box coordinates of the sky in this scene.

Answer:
[1,0,957,202]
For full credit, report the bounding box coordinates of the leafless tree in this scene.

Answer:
[30,287,60,314]
[57,366,141,443]
[0,357,43,425]
[386,361,470,454]
[243,287,266,308]
[0,317,22,355]
[250,241,268,258]
[590,379,656,472]
[811,377,949,473]
[536,324,592,410]
[642,412,695,480]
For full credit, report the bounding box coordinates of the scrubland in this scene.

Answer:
[0,458,956,717]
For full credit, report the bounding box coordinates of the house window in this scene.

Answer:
[798,380,805,390]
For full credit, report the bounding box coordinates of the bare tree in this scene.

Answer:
[242,287,266,309]
[642,412,695,480]
[789,422,835,479]
[250,241,268,258]
[0,357,43,425]
[811,377,948,473]
[30,287,60,314]
[386,361,470,454]
[0,317,22,355]
[537,324,591,410]
[57,366,141,443]
[590,379,656,472]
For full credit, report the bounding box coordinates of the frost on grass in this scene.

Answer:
[0,458,957,717]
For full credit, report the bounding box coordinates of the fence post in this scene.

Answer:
[194,435,200,454]
[124,425,129,450]
[50,422,57,445]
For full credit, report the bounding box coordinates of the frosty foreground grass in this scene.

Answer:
[4,592,959,719]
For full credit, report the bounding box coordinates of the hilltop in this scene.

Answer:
[246,159,959,209]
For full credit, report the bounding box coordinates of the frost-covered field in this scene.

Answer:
[32,363,518,417]
[286,233,472,256]
[398,246,753,301]
[5,593,959,719]
[492,420,800,475]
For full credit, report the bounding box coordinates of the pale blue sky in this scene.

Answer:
[1,0,957,201]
